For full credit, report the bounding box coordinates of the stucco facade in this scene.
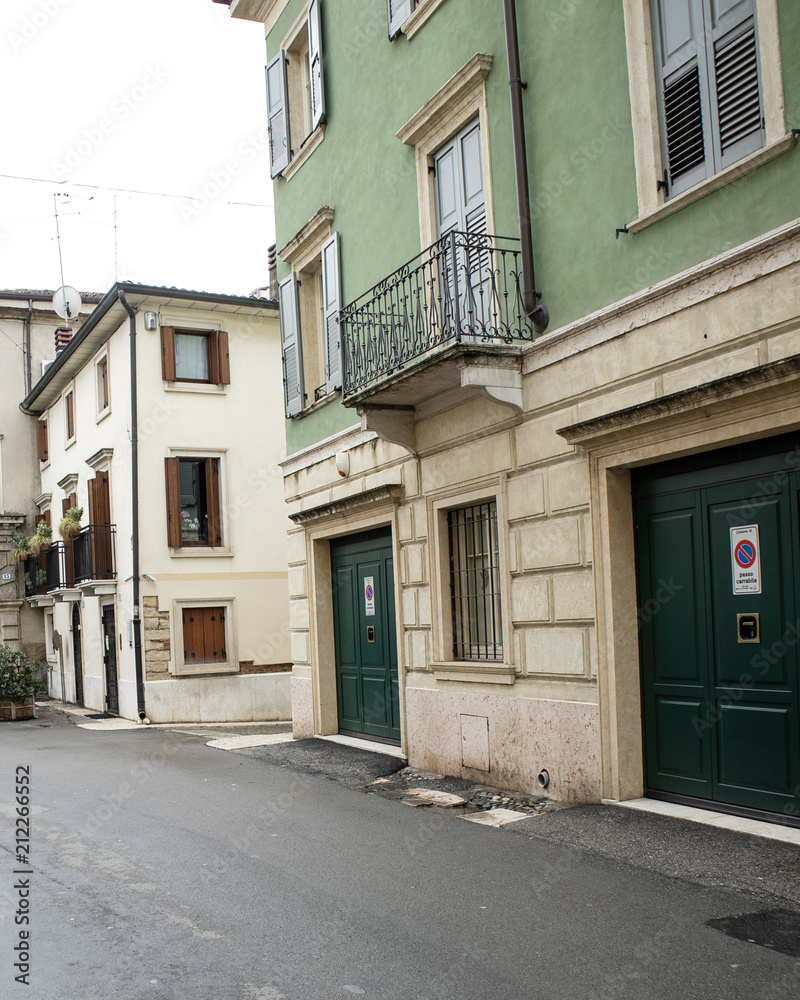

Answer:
[22,284,291,723]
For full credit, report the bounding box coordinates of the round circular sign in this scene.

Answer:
[365,584,374,601]
[734,539,757,569]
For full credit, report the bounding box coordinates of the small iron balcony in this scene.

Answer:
[341,232,539,403]
[40,525,117,593]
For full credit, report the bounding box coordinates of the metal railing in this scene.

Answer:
[73,525,116,583]
[23,554,48,597]
[45,542,73,591]
[341,231,538,397]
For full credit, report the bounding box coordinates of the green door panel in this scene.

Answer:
[331,529,400,743]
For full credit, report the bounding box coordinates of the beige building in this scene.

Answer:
[0,290,101,662]
[21,283,292,723]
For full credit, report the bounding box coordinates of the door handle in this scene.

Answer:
[367,625,376,643]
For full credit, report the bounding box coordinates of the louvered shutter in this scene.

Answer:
[308,0,326,131]
[387,0,413,39]
[266,53,291,177]
[279,273,304,417]
[164,458,182,548]
[321,232,342,394]
[652,0,711,196]
[160,326,176,381]
[37,419,48,463]
[434,136,461,238]
[708,0,763,169]
[205,459,221,547]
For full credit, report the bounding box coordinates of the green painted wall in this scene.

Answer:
[272,0,800,455]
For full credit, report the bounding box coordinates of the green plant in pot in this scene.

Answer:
[0,645,39,720]
[10,531,29,563]
[28,519,52,555]
[59,506,83,541]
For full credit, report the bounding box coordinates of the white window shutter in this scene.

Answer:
[387,0,413,39]
[308,0,326,131]
[266,52,290,177]
[321,232,342,394]
[279,273,304,417]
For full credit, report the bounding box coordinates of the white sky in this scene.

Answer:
[0,0,274,299]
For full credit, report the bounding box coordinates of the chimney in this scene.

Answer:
[55,327,73,353]
[268,243,278,300]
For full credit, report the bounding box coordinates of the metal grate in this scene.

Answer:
[664,64,705,182]
[715,23,761,155]
[448,501,503,660]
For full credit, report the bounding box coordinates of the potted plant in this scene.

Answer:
[59,506,83,541]
[28,519,52,555]
[0,645,39,721]
[10,531,29,563]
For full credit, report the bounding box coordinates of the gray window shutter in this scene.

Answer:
[708,0,763,170]
[279,273,304,417]
[266,52,290,178]
[651,0,711,196]
[434,137,461,238]
[387,0,413,39]
[321,232,342,394]
[460,120,486,237]
[308,0,325,131]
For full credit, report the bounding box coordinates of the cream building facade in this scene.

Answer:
[21,283,291,723]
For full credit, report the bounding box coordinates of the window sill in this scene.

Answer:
[168,547,232,558]
[65,437,77,451]
[171,661,239,678]
[295,388,340,418]
[403,0,449,39]
[164,381,227,395]
[96,406,111,425]
[282,124,325,182]
[628,134,797,234]
[431,661,516,685]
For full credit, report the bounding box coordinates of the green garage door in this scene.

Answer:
[331,527,400,744]
[634,439,800,818]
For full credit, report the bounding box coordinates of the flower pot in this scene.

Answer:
[0,694,36,721]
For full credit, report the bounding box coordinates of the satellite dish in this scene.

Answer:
[53,285,82,320]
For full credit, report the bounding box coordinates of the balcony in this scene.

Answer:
[23,554,48,598]
[34,526,117,598]
[340,232,539,431]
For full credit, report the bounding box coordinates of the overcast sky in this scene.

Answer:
[0,0,274,299]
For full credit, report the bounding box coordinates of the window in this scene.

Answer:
[651,0,764,198]
[447,501,503,661]
[182,606,226,665]
[96,356,109,414]
[36,419,48,463]
[160,327,230,385]
[172,597,237,676]
[266,0,325,178]
[164,457,221,548]
[65,390,75,443]
[387,0,448,39]
[279,229,341,416]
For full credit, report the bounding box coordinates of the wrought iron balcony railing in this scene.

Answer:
[45,542,73,592]
[23,554,48,597]
[73,525,116,584]
[341,232,539,398]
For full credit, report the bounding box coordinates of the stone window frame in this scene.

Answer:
[164,446,232,558]
[623,0,791,232]
[171,596,238,677]
[95,351,110,421]
[427,477,516,684]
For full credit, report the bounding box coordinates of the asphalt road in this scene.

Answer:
[1,706,799,1000]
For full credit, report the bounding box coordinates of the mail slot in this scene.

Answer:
[737,613,760,644]
[367,625,376,643]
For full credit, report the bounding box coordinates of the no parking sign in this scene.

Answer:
[730,525,761,595]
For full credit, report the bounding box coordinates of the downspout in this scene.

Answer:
[117,290,147,722]
[24,299,33,395]
[503,0,549,334]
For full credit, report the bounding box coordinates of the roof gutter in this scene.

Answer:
[503,0,549,334]
[117,289,147,723]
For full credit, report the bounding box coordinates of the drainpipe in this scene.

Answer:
[117,289,147,722]
[24,299,33,395]
[503,0,549,334]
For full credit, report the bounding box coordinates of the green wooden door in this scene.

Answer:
[331,528,400,743]
[635,454,800,817]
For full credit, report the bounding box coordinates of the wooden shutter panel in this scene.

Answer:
[87,477,97,525]
[308,0,326,130]
[37,419,48,462]
[461,121,486,236]
[216,330,230,385]
[266,53,291,177]
[62,497,71,517]
[322,232,342,394]
[279,273,304,417]
[709,0,763,169]
[161,326,176,381]
[387,0,413,39]
[42,509,51,528]
[204,608,226,664]
[434,135,461,237]
[205,459,221,547]
[164,457,182,548]
[183,608,202,663]
[66,392,75,440]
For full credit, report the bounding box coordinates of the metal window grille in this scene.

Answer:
[448,501,503,660]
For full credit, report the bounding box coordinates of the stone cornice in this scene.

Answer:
[289,484,402,524]
[278,207,335,272]
[397,53,493,148]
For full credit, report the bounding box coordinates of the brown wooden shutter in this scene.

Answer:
[161,326,176,381]
[207,332,220,385]
[164,458,182,547]
[37,420,48,462]
[66,392,74,439]
[183,607,226,664]
[95,473,110,524]
[42,509,51,528]
[217,331,230,385]
[204,607,226,662]
[183,608,202,663]
[205,458,221,546]
[87,476,97,525]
